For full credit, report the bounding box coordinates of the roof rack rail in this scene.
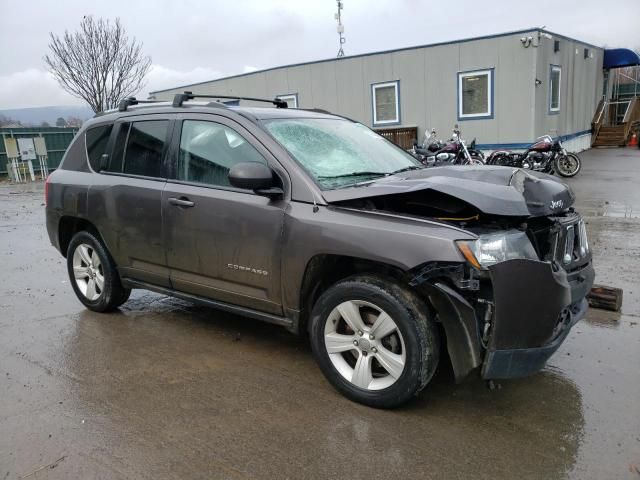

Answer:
[172,91,288,109]
[118,97,164,112]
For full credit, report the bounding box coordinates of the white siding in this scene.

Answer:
[152,30,604,148]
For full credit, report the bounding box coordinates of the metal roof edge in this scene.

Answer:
[149,28,603,95]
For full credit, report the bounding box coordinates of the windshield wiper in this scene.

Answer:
[389,165,424,175]
[317,171,388,179]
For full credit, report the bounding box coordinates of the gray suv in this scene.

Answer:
[46,93,595,408]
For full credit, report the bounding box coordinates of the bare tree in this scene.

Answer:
[45,17,152,113]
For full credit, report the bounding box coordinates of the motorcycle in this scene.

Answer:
[411,126,484,166]
[485,135,581,177]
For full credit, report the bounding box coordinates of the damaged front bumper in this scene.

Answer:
[481,258,594,379]
[423,257,595,381]
[482,297,588,378]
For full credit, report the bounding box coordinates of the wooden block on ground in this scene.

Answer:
[587,284,623,312]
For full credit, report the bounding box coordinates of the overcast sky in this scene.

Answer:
[0,0,638,109]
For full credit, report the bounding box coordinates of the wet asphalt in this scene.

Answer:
[1,148,639,480]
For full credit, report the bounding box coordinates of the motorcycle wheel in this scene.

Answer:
[470,153,485,165]
[487,153,510,166]
[469,149,485,163]
[555,153,581,177]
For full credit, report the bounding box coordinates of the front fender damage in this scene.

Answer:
[416,258,593,382]
[424,282,482,382]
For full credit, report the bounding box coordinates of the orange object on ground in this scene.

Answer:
[629,133,638,147]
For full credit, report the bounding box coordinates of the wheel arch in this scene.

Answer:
[297,254,409,335]
[58,216,103,258]
[297,254,484,382]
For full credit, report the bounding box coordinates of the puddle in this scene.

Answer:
[577,199,639,219]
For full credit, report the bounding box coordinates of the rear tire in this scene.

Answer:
[67,231,131,312]
[309,275,439,408]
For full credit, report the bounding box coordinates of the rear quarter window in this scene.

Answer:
[85,124,113,171]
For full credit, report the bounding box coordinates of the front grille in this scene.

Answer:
[553,217,590,270]
[528,213,590,270]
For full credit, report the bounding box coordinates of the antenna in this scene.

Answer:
[335,0,345,58]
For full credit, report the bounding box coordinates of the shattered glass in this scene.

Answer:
[264,119,421,189]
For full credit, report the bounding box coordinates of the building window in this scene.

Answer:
[371,81,400,126]
[277,94,298,108]
[458,69,493,120]
[549,65,561,113]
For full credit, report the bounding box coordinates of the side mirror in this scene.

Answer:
[99,153,109,171]
[228,162,283,199]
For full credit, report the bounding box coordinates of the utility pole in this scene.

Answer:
[335,1,345,58]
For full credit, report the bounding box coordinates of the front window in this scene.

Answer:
[549,65,561,113]
[372,81,400,125]
[177,120,266,188]
[458,69,493,119]
[263,118,421,190]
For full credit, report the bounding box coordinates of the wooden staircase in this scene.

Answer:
[591,96,640,147]
[592,125,627,147]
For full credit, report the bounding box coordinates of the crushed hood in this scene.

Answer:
[322,166,575,217]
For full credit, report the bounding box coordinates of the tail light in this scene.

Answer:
[45,174,51,207]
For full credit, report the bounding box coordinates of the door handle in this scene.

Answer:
[168,197,195,208]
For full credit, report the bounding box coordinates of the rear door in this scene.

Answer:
[88,114,173,287]
[162,114,286,315]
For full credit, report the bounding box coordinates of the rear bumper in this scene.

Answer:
[482,298,587,379]
[45,208,62,253]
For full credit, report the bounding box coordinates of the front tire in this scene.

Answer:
[555,153,581,177]
[67,231,131,312]
[309,275,439,408]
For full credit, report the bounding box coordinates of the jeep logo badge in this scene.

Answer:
[550,199,564,209]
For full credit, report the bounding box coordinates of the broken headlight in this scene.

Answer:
[457,230,539,269]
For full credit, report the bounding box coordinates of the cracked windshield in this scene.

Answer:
[264,118,422,189]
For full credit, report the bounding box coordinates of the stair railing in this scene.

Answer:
[622,97,640,143]
[591,98,606,146]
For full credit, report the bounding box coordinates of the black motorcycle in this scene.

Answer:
[411,126,484,166]
[485,135,581,177]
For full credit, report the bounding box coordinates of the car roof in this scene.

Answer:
[84,102,345,129]
[227,106,339,120]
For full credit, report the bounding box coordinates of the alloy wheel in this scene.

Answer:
[324,300,406,390]
[72,243,104,301]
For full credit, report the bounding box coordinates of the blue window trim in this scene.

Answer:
[371,80,401,127]
[457,68,494,121]
[548,64,561,115]
[276,93,299,108]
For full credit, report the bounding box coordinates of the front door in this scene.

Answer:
[162,115,286,315]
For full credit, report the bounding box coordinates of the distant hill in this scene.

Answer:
[0,105,94,126]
